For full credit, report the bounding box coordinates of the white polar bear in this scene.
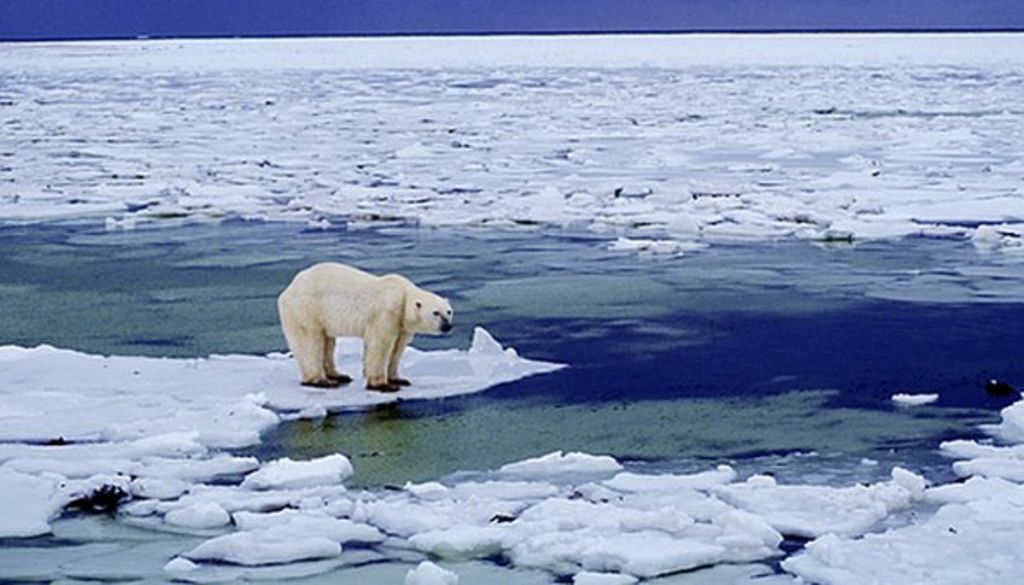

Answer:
[277,262,453,392]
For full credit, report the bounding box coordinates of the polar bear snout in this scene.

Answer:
[439,316,453,333]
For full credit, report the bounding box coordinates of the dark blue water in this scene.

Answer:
[497,305,1024,408]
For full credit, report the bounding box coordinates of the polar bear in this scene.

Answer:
[277,262,453,392]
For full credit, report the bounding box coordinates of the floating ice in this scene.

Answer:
[3,35,1023,255]
[405,561,459,585]
[714,468,927,539]
[241,454,354,490]
[497,451,623,480]
[608,238,708,255]
[164,501,231,529]
[891,393,939,406]
[782,388,1024,584]
[783,485,1024,584]
[573,572,639,585]
[0,329,562,538]
[0,469,60,538]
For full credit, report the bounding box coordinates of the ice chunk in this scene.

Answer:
[164,502,231,529]
[185,530,341,566]
[241,454,353,490]
[714,468,926,538]
[784,491,1024,584]
[498,451,623,479]
[573,572,638,585]
[164,557,198,573]
[891,393,939,406]
[604,465,737,492]
[405,561,459,585]
[982,399,1024,444]
[608,237,707,255]
[0,469,60,538]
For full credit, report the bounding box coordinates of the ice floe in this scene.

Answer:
[405,561,460,585]
[891,393,940,407]
[780,390,1024,584]
[0,327,562,538]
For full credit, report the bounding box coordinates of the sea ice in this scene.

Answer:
[0,329,562,538]
[890,393,939,406]
[497,451,624,479]
[163,501,230,529]
[405,561,459,585]
[3,35,1022,256]
[0,469,60,538]
[241,454,354,490]
[714,468,927,538]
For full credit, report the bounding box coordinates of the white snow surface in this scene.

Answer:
[2,35,1024,255]
[0,327,562,538]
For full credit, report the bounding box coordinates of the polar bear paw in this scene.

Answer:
[327,373,354,385]
[302,377,343,389]
[367,381,402,393]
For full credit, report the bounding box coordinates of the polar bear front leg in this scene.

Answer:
[322,336,352,385]
[387,331,413,386]
[364,322,401,393]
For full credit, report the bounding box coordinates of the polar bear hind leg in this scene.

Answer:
[321,336,353,384]
[279,298,340,388]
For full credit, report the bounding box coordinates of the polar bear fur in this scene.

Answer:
[277,262,453,392]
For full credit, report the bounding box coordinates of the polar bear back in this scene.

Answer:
[278,262,409,338]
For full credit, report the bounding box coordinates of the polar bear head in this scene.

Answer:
[406,290,454,335]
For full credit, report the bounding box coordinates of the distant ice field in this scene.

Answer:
[2,34,1024,252]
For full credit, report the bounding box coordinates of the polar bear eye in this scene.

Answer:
[432,310,441,317]
[415,301,422,309]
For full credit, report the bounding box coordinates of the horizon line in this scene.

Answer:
[5,27,1024,44]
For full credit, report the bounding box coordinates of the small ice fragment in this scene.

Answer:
[163,557,198,573]
[307,217,331,230]
[469,326,506,356]
[574,571,639,585]
[404,561,459,585]
[185,531,341,566]
[608,237,706,255]
[297,405,328,420]
[498,451,622,479]
[241,454,353,490]
[891,393,939,407]
[165,501,231,528]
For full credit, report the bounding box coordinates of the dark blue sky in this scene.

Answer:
[2,1,1023,41]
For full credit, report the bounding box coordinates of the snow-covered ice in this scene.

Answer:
[780,392,1024,584]
[2,34,1023,256]
[405,561,459,585]
[240,454,353,490]
[0,327,562,538]
[891,393,940,407]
